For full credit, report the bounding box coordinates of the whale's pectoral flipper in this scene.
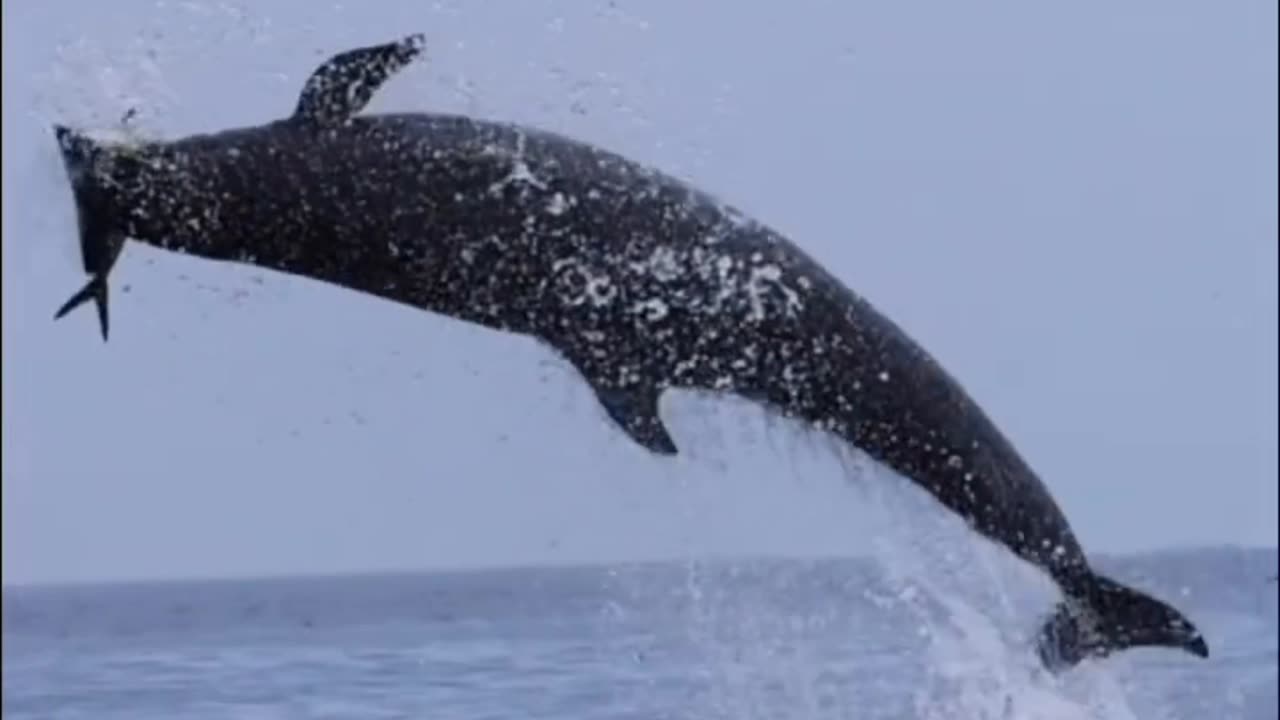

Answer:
[589,381,679,456]
[292,33,426,126]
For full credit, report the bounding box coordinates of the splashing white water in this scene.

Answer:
[847,446,1151,720]
[623,394,1169,719]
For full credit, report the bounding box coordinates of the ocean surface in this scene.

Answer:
[3,546,1276,719]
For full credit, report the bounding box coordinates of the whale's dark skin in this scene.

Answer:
[52,34,1209,670]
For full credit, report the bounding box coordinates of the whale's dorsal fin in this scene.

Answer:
[292,33,425,126]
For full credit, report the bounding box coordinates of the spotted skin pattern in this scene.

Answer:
[51,34,1208,671]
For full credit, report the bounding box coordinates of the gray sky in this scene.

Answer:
[3,0,1276,586]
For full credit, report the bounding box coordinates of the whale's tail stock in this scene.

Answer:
[1035,570,1209,671]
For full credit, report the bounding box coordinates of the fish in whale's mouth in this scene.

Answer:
[51,122,130,342]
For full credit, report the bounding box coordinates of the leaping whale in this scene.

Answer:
[50,33,1209,670]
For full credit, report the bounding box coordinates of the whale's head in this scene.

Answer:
[51,124,143,341]
[54,123,99,189]
[52,124,135,277]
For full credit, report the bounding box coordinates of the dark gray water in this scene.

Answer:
[4,547,1276,719]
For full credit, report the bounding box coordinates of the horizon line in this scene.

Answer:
[4,542,1276,593]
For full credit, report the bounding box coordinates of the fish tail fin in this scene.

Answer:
[53,273,110,341]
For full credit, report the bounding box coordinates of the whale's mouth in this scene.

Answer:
[54,124,91,175]
[51,125,128,279]
[57,119,147,150]
[77,125,137,145]
[53,125,101,268]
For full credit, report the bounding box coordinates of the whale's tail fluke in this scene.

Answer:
[1035,570,1209,671]
[52,124,129,341]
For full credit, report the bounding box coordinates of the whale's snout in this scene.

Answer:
[51,123,97,176]
[52,123,85,157]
